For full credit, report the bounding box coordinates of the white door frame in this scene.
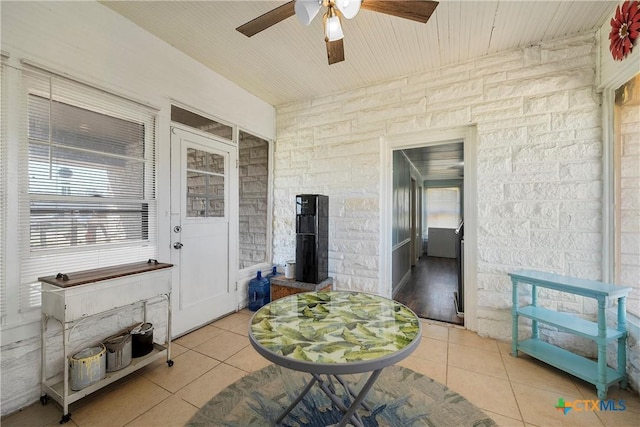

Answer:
[380,126,478,331]
[169,124,239,336]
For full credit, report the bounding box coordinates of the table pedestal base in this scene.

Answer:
[276,369,382,427]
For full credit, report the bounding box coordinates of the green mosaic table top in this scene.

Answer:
[249,291,421,374]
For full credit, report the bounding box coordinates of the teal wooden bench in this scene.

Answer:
[509,270,631,399]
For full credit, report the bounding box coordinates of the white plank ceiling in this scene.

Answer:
[102,0,617,107]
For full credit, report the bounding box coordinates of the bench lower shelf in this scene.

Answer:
[516,306,624,341]
[43,344,169,408]
[515,339,623,389]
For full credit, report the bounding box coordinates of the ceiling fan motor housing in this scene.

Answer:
[295,0,361,26]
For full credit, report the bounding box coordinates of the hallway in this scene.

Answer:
[395,255,463,325]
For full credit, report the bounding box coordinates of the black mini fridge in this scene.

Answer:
[295,194,328,284]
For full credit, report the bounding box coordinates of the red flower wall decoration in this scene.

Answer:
[609,0,640,60]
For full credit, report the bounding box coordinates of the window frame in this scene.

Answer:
[0,53,8,320]
[603,76,640,318]
[424,185,462,233]
[603,77,640,323]
[26,94,154,252]
[423,179,463,238]
[17,64,159,314]
[237,129,273,272]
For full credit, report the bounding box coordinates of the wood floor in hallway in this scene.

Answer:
[394,255,463,325]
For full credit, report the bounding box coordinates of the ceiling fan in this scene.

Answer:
[236,0,439,65]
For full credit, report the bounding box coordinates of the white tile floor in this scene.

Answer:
[3,310,639,427]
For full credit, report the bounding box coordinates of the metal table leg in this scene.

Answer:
[334,374,372,412]
[335,369,382,427]
[275,376,318,424]
[314,374,364,427]
[276,369,383,427]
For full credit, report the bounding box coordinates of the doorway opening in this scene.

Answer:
[392,142,464,325]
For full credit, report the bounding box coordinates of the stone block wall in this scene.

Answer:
[273,32,640,391]
[276,32,602,308]
[275,32,623,349]
[274,31,640,393]
[239,132,270,269]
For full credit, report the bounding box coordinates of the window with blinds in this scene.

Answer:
[1,56,7,319]
[19,65,158,311]
[614,74,640,317]
[27,94,150,248]
[425,187,461,231]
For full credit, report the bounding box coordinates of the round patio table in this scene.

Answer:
[249,290,422,427]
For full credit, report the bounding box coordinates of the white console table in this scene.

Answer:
[39,260,173,424]
[509,270,631,399]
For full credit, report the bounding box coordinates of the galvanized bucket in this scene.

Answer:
[104,330,132,372]
[69,344,106,391]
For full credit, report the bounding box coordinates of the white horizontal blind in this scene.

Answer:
[19,66,158,311]
[615,78,640,317]
[425,187,461,230]
[0,57,7,318]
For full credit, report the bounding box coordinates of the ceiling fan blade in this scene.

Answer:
[361,0,438,23]
[236,1,296,37]
[326,39,345,65]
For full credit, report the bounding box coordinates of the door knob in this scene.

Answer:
[173,242,183,249]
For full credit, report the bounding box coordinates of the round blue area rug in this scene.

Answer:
[187,364,496,426]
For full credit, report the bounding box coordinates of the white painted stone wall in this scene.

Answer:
[273,33,637,393]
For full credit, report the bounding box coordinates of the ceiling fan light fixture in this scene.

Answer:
[325,9,344,41]
[237,0,439,65]
[334,0,361,19]
[294,0,322,26]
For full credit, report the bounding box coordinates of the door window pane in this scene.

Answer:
[186,148,225,218]
[187,148,224,174]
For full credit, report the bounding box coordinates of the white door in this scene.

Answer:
[170,126,238,336]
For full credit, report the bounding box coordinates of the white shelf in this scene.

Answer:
[43,345,168,407]
[40,263,173,423]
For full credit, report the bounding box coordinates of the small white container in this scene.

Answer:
[285,260,296,279]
